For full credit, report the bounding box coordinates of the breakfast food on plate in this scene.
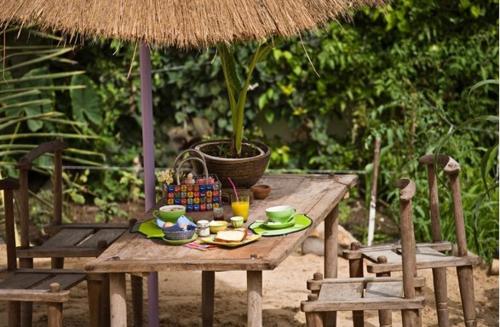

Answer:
[214,229,247,243]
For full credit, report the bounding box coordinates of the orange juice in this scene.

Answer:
[231,201,249,221]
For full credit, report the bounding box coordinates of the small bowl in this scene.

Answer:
[230,216,244,228]
[251,184,271,200]
[265,205,296,223]
[163,224,196,240]
[154,205,186,222]
[209,220,228,234]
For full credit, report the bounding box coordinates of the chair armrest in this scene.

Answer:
[0,178,19,190]
[419,154,460,174]
[17,140,65,170]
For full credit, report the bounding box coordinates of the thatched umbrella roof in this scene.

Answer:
[1,0,383,48]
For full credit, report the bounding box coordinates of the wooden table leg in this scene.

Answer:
[202,271,215,327]
[109,273,127,327]
[324,206,339,327]
[247,271,263,327]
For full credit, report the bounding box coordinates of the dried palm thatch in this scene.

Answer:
[0,0,385,48]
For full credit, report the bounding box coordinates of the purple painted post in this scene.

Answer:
[139,42,160,327]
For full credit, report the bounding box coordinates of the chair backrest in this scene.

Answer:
[419,154,468,257]
[17,140,65,250]
[0,178,19,271]
[396,178,418,300]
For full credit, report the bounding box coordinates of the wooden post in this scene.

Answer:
[247,271,262,327]
[348,242,364,327]
[367,137,381,246]
[18,170,33,327]
[131,275,144,327]
[202,271,215,327]
[51,150,64,269]
[47,283,63,327]
[306,313,324,327]
[446,170,476,327]
[8,301,20,327]
[424,162,450,327]
[376,256,393,327]
[4,188,17,271]
[398,180,421,327]
[109,273,127,327]
[324,206,338,327]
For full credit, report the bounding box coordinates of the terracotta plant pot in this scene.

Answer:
[193,140,270,188]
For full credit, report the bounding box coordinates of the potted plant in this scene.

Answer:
[194,42,272,188]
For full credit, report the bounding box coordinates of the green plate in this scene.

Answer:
[138,219,164,238]
[162,233,198,245]
[262,217,296,230]
[249,214,312,236]
[200,234,261,248]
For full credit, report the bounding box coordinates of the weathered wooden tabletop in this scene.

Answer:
[85,174,357,273]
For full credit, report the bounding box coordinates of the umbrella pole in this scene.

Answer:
[140,42,160,327]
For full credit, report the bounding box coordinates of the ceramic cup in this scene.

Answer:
[230,216,244,228]
[265,205,295,223]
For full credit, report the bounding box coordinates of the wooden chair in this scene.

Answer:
[302,179,425,327]
[15,140,143,326]
[0,177,86,327]
[343,155,479,327]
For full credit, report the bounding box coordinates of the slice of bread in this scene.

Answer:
[215,229,247,243]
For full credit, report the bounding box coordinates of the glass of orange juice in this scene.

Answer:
[231,192,250,221]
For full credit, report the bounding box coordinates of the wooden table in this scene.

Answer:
[85,174,357,327]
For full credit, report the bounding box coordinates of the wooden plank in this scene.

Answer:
[17,247,100,258]
[78,229,126,248]
[308,276,426,292]
[0,273,50,289]
[343,241,453,260]
[365,281,403,298]
[318,282,362,301]
[367,254,481,273]
[362,249,402,264]
[0,289,70,302]
[41,228,95,248]
[301,296,425,312]
[31,274,85,290]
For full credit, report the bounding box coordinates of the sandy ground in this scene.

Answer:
[0,247,497,327]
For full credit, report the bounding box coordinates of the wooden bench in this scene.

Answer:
[0,178,87,326]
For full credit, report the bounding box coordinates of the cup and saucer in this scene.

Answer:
[261,205,297,230]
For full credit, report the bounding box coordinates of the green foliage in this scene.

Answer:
[217,42,273,155]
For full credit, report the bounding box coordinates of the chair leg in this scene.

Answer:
[131,275,144,327]
[457,266,477,327]
[8,301,20,327]
[432,267,450,327]
[348,245,364,327]
[51,258,64,269]
[20,302,32,327]
[306,312,324,327]
[402,309,421,327]
[376,266,392,326]
[47,302,63,327]
[101,274,110,326]
[87,275,102,327]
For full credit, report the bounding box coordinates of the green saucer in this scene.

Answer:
[262,217,296,229]
[162,233,198,245]
[249,214,312,236]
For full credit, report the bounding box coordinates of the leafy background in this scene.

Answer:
[1,0,498,259]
